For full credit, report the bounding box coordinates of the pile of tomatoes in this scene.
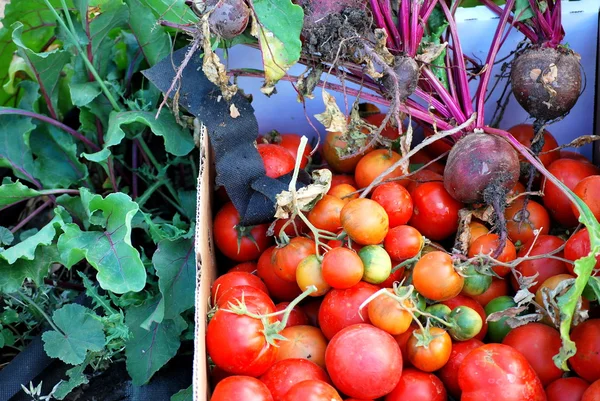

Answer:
[207,121,600,401]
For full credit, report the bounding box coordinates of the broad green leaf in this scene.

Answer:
[141,297,165,330]
[125,297,187,386]
[0,113,37,185]
[0,245,59,293]
[17,81,43,112]
[2,54,35,95]
[515,0,535,22]
[153,238,195,320]
[87,2,129,78]
[69,82,102,107]
[85,110,194,162]
[53,363,90,400]
[1,309,19,325]
[251,0,303,94]
[56,194,91,230]
[30,125,89,189]
[0,227,14,246]
[12,22,72,119]
[0,179,40,208]
[57,190,147,293]
[137,0,198,25]
[1,329,15,348]
[126,0,171,66]
[0,215,62,264]
[42,304,105,365]
[178,190,197,220]
[171,386,192,401]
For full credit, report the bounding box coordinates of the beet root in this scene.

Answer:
[511,46,582,121]
[381,56,419,101]
[443,133,520,204]
[206,0,250,40]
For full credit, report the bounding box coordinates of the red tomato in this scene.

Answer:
[542,159,600,227]
[565,228,600,275]
[438,339,484,398]
[384,368,447,401]
[367,288,414,335]
[282,380,342,401]
[213,202,273,262]
[257,143,296,178]
[211,376,274,401]
[216,285,275,310]
[257,246,302,302]
[364,112,402,140]
[273,215,308,237]
[508,124,560,168]
[300,298,321,327]
[384,225,423,261]
[340,198,389,245]
[276,133,313,169]
[318,282,379,339]
[410,149,446,176]
[546,377,589,401]
[326,324,403,399]
[229,262,258,274]
[372,182,414,228]
[274,302,309,328]
[409,181,463,241]
[572,175,600,221]
[582,379,600,401]
[571,319,600,382]
[331,174,357,188]
[211,272,269,304]
[405,170,443,195]
[422,125,453,158]
[471,277,510,308]
[321,247,364,289]
[441,295,488,341]
[328,183,358,204]
[560,150,591,163]
[406,327,452,372]
[468,234,517,277]
[273,237,317,282]
[458,344,546,401]
[259,358,330,400]
[501,323,562,386]
[378,266,406,288]
[505,199,551,245]
[275,325,328,368]
[512,235,569,293]
[322,130,372,173]
[355,149,406,189]
[394,323,419,367]
[307,195,345,233]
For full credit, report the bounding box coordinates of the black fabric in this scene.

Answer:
[142,46,309,225]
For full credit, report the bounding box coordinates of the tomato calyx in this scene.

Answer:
[235,224,261,254]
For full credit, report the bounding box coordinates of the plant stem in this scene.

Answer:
[132,141,139,199]
[14,292,64,336]
[136,180,167,208]
[277,286,317,329]
[10,199,53,234]
[137,137,181,205]
[107,157,119,192]
[59,0,77,35]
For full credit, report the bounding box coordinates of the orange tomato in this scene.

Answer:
[413,251,464,301]
[340,198,389,245]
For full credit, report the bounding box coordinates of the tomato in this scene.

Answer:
[406,327,452,372]
[438,339,484,398]
[384,368,447,401]
[301,298,321,327]
[384,225,423,261]
[410,149,446,176]
[471,277,510,308]
[502,323,563,386]
[211,271,269,303]
[355,149,406,189]
[259,359,330,400]
[368,288,414,335]
[273,215,308,238]
[207,297,277,376]
[535,274,589,324]
[257,246,303,302]
[326,324,403,399]
[275,302,309,328]
[546,377,589,401]
[508,181,527,199]
[413,251,464,301]
[571,319,600,382]
[571,176,600,221]
[273,237,317,282]
[422,125,453,158]
[405,170,444,195]
[394,323,419,367]
[560,150,591,163]
[229,262,258,274]
[331,174,357,188]
[468,234,517,277]
[409,181,463,241]
[282,380,342,401]
[341,198,389,245]
[582,379,600,401]
[328,183,358,204]
[216,285,275,310]
[364,112,401,140]
[318,282,379,339]
[512,235,569,293]
[371,182,413,228]
[565,228,600,275]
[542,159,600,227]
[426,303,451,321]
[447,306,483,341]
[505,199,551,245]
[442,295,488,341]
[322,130,372,173]
[275,325,328,368]
[458,344,546,401]
[270,133,313,169]
[358,245,392,284]
[257,143,296,178]
[307,194,345,233]
[378,266,406,288]
[322,247,364,289]
[508,123,560,168]
[296,255,331,296]
[214,202,273,262]
[211,376,274,401]
[485,295,517,342]
[469,221,490,246]
[209,365,234,389]
[461,264,492,297]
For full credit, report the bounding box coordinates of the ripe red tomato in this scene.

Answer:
[340,198,389,245]
[211,376,274,401]
[367,288,414,335]
[259,358,330,400]
[275,325,328,368]
[582,379,600,401]
[468,234,517,277]
[441,295,488,341]
[546,377,589,401]
[438,338,484,398]
[378,266,406,288]
[560,150,591,163]
[331,174,357,188]
[326,324,403,399]
[321,247,364,289]
[211,271,269,304]
[384,223,424,262]
[408,181,462,241]
[384,368,447,401]
[422,125,453,158]
[571,319,600,383]
[410,149,446,176]
[257,246,302,302]
[307,194,345,233]
[328,183,358,204]
[364,112,401,140]
[213,202,273,262]
[355,149,406,189]
[505,199,551,245]
[257,143,296,178]
[300,298,321,327]
[501,323,563,386]
[406,327,452,372]
[468,221,490,246]
[572,175,600,221]
[274,302,309,328]
[565,228,600,275]
[458,343,546,401]
[318,282,379,339]
[273,215,308,237]
[542,159,600,227]
[229,262,258,274]
[413,251,464,301]
[508,124,560,168]
[512,235,569,293]
[371,182,413,227]
[216,285,275,310]
[276,133,314,169]
[394,323,418,367]
[405,170,443,195]
[273,237,316,282]
[322,130,372,173]
[471,277,510,308]
[282,380,342,401]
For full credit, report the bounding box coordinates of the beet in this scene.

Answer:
[443,133,519,204]
[511,46,582,121]
[381,56,419,101]
[206,0,250,40]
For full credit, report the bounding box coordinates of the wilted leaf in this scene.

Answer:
[315,91,347,133]
[275,169,332,219]
[296,65,324,100]
[201,15,238,100]
[416,42,448,64]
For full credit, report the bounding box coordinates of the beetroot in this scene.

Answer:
[511,46,582,121]
[381,56,420,101]
[205,0,250,40]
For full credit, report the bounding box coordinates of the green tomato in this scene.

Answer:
[485,295,517,342]
[359,245,392,284]
[426,304,451,322]
[462,264,492,296]
[448,306,483,341]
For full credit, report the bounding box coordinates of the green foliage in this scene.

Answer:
[171,386,193,401]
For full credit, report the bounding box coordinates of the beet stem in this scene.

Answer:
[479,0,538,42]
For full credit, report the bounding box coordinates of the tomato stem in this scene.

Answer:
[275,285,317,330]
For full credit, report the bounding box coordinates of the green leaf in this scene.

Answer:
[2,54,35,95]
[69,82,102,107]
[78,271,117,314]
[42,304,105,365]
[0,331,4,349]
[423,5,449,90]
[514,0,535,22]
[0,113,38,185]
[178,190,197,220]
[0,227,14,246]
[125,297,187,386]
[136,212,193,243]
[53,363,90,400]
[0,179,41,208]
[12,22,72,118]
[171,386,192,401]
[0,215,62,264]
[0,245,59,293]
[85,110,194,162]
[87,2,129,78]
[137,0,198,25]
[56,194,91,229]
[251,0,303,94]
[125,0,171,66]
[153,238,195,320]
[18,81,43,112]
[1,309,19,325]
[1,328,15,348]
[57,190,147,294]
